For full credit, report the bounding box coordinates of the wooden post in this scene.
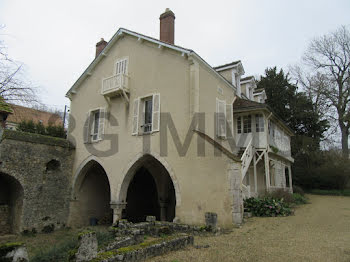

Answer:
[264,151,270,192]
[253,153,258,195]
[288,165,293,193]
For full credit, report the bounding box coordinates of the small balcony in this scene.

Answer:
[101,74,129,97]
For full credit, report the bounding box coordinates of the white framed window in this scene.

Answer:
[255,114,264,132]
[91,110,100,141]
[243,115,252,133]
[132,94,160,135]
[115,58,128,75]
[237,116,242,134]
[142,96,153,133]
[83,108,105,143]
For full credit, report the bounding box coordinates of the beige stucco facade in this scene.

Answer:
[67,32,244,228]
[66,29,293,228]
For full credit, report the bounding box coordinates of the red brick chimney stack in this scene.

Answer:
[159,8,175,44]
[95,38,107,57]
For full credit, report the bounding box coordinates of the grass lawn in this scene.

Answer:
[1,195,350,261]
[149,194,350,262]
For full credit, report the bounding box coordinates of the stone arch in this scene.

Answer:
[0,172,24,234]
[117,153,180,222]
[69,157,112,227]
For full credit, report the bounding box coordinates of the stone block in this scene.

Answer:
[205,212,217,232]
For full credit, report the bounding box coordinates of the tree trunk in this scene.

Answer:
[340,126,349,157]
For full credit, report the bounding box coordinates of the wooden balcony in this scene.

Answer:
[101,74,129,97]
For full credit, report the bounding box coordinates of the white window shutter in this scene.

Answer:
[226,103,233,138]
[216,99,226,138]
[83,111,91,144]
[152,93,160,132]
[132,98,140,135]
[98,108,105,140]
[219,100,226,138]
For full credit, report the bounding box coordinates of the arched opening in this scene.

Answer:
[121,154,176,223]
[0,173,23,234]
[72,161,112,227]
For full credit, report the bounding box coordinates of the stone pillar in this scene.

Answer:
[159,200,168,221]
[228,162,243,226]
[110,202,126,224]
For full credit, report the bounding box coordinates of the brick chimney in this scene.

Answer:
[96,38,107,57]
[159,8,175,44]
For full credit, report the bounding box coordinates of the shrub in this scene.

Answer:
[16,120,66,138]
[293,150,350,191]
[244,197,292,217]
[96,230,114,248]
[292,193,308,205]
[265,189,294,204]
[292,185,305,196]
[309,189,350,196]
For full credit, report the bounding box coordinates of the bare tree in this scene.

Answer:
[295,26,350,156]
[0,31,39,105]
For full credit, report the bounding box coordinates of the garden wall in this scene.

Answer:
[0,130,74,234]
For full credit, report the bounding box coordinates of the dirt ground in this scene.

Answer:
[148,195,350,262]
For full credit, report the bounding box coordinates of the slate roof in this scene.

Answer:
[232,97,294,135]
[232,97,267,112]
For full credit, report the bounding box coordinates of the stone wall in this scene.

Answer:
[0,205,10,234]
[0,130,74,233]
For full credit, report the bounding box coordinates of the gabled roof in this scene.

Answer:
[0,96,13,114]
[232,97,294,135]
[66,28,237,98]
[213,60,241,70]
[7,104,63,127]
[213,60,245,75]
[240,75,255,83]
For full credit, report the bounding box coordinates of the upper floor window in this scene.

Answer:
[243,115,251,133]
[116,58,128,75]
[143,97,153,133]
[91,110,100,141]
[255,114,264,132]
[132,94,160,135]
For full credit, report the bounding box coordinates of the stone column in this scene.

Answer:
[228,162,243,226]
[110,202,126,224]
[159,200,168,221]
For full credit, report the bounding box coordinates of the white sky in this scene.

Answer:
[0,0,349,111]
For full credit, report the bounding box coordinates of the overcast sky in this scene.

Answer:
[0,0,349,111]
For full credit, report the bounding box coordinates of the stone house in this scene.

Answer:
[5,104,63,130]
[65,9,294,228]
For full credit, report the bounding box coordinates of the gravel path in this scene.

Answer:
[149,195,350,262]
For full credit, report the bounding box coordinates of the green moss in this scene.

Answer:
[91,235,181,261]
[78,230,95,240]
[1,129,73,148]
[0,242,24,257]
[0,96,13,114]
[90,250,119,262]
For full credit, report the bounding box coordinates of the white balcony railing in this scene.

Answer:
[101,74,129,97]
